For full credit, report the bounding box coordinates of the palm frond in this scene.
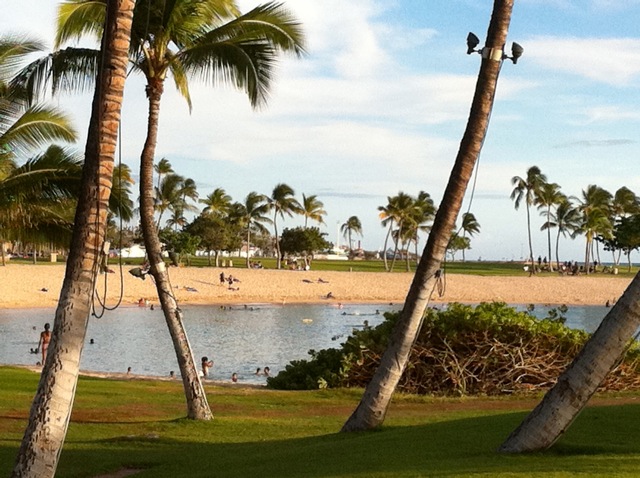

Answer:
[0,35,46,83]
[1,105,77,157]
[11,47,99,102]
[56,0,106,48]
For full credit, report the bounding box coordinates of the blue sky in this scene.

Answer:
[3,1,640,262]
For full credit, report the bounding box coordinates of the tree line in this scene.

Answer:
[511,165,640,273]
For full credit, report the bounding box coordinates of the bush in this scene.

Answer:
[268,302,640,396]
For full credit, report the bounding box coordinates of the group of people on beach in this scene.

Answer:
[219,272,241,291]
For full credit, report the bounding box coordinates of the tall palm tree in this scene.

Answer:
[548,198,580,270]
[608,186,639,265]
[231,191,271,267]
[13,2,134,475]
[342,0,515,432]
[36,0,305,420]
[341,215,362,254]
[535,182,564,271]
[410,190,437,263]
[302,193,326,228]
[154,157,173,192]
[155,172,185,228]
[511,165,547,273]
[460,211,480,262]
[378,192,415,271]
[200,187,232,218]
[268,183,302,268]
[577,184,612,274]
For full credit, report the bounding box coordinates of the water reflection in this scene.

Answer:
[0,303,395,384]
[0,303,609,383]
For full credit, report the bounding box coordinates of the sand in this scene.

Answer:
[0,264,631,309]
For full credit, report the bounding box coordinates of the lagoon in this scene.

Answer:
[0,303,609,384]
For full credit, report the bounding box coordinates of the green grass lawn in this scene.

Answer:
[3,367,640,477]
[10,254,638,277]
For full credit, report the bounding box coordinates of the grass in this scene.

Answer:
[10,255,639,277]
[3,367,640,477]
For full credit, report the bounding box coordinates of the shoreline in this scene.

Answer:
[0,264,632,309]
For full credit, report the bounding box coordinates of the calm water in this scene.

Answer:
[0,303,609,384]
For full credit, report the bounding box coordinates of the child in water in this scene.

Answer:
[201,356,213,378]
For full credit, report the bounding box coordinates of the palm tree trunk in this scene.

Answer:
[139,83,211,420]
[546,207,553,271]
[382,225,392,271]
[555,228,561,272]
[12,3,133,476]
[499,271,640,452]
[390,222,403,272]
[274,214,281,269]
[246,228,251,268]
[341,0,514,432]
[525,202,535,274]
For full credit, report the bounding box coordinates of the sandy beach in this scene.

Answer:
[0,264,631,309]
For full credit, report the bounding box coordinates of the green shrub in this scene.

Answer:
[268,302,640,396]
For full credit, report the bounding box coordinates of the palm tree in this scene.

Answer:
[231,192,271,267]
[0,37,77,158]
[0,145,83,266]
[155,173,185,229]
[268,183,302,268]
[511,166,547,273]
[342,0,515,432]
[459,212,480,262]
[38,0,305,420]
[154,157,173,192]
[378,192,415,271]
[548,198,580,270]
[535,182,564,271]
[302,193,326,228]
[608,187,639,265]
[410,191,437,263]
[200,187,232,218]
[577,185,612,274]
[341,215,362,254]
[0,35,78,266]
[13,2,134,475]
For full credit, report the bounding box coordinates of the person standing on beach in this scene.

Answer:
[219,271,225,286]
[37,323,51,364]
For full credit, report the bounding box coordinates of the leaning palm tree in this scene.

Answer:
[302,193,326,228]
[341,215,363,254]
[268,183,302,268]
[31,0,304,420]
[511,165,547,273]
[12,2,134,475]
[535,182,564,271]
[342,0,516,432]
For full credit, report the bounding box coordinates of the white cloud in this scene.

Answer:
[525,36,640,86]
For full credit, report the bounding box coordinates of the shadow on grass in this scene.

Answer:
[5,404,640,478]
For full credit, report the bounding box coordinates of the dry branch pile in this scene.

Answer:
[342,302,640,396]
